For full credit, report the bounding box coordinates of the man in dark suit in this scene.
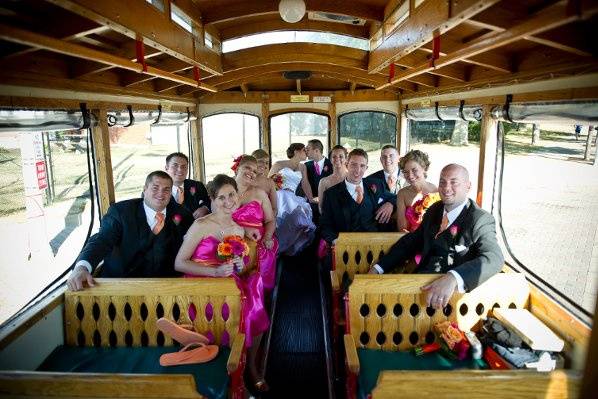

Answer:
[302,139,333,223]
[321,148,394,245]
[165,152,210,219]
[369,164,503,309]
[66,171,193,291]
[368,145,406,231]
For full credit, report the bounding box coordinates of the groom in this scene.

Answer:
[369,164,503,309]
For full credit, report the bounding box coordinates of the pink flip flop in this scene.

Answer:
[156,318,209,346]
[159,342,219,366]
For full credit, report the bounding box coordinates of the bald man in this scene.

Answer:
[369,164,503,309]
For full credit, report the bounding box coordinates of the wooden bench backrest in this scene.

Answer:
[371,370,581,399]
[333,233,404,282]
[347,273,530,351]
[64,279,241,347]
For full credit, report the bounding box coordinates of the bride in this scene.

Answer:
[269,143,316,256]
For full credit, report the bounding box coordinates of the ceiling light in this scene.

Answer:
[279,0,306,23]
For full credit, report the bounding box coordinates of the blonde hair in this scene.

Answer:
[399,150,430,174]
[251,149,269,160]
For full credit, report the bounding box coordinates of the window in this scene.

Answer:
[408,119,480,199]
[202,113,260,181]
[270,113,328,162]
[145,0,165,12]
[338,111,397,161]
[170,3,193,34]
[109,123,190,201]
[0,129,98,323]
[204,32,214,49]
[222,31,369,53]
[498,122,598,315]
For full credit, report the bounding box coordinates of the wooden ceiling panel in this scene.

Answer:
[199,0,384,25]
[216,15,371,40]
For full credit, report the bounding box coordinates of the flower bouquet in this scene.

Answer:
[217,235,250,273]
[405,192,441,226]
[271,173,283,190]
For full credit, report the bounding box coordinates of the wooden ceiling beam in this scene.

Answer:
[45,0,222,75]
[121,57,192,87]
[466,12,594,57]
[368,0,501,73]
[222,43,367,71]
[201,0,384,25]
[155,79,183,93]
[218,19,370,41]
[0,23,217,92]
[377,2,597,90]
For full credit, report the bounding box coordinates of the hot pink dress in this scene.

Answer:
[187,235,269,347]
[232,201,279,291]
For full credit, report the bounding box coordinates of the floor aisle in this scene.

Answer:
[262,246,331,398]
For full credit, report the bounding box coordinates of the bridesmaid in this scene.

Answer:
[251,149,278,217]
[232,155,278,291]
[317,145,348,214]
[174,174,270,391]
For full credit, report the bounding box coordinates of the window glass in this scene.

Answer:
[499,122,598,314]
[222,31,369,53]
[0,129,98,323]
[408,119,480,199]
[109,123,190,201]
[338,111,397,162]
[202,113,260,181]
[270,113,328,162]
[145,0,165,12]
[170,4,193,33]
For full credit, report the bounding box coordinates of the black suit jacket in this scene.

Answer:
[304,158,333,197]
[173,179,210,215]
[378,199,504,290]
[320,178,382,244]
[367,169,405,205]
[77,198,193,277]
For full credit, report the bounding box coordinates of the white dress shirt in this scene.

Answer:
[315,157,326,174]
[372,199,468,293]
[74,202,167,273]
[344,179,364,202]
[172,184,184,203]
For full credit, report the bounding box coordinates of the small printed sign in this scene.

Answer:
[36,161,48,190]
[290,95,310,103]
[313,96,331,103]
[420,99,432,107]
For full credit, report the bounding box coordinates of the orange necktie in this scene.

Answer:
[176,185,184,204]
[435,213,449,238]
[387,175,397,193]
[153,212,165,235]
[355,185,363,204]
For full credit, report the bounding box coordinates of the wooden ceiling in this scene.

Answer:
[0,0,597,105]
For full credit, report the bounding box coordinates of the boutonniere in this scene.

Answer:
[322,165,329,173]
[172,214,182,225]
[449,225,459,238]
[189,186,196,195]
[369,183,377,193]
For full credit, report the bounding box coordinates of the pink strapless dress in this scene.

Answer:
[405,206,424,264]
[186,235,269,347]
[232,201,279,291]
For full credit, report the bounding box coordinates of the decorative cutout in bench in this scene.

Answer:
[346,273,529,351]
[65,278,241,348]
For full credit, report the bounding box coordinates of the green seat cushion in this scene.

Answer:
[38,346,230,399]
[357,348,487,398]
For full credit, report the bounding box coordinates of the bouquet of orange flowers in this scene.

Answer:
[217,235,250,262]
[271,173,283,190]
[434,321,470,360]
[406,192,441,226]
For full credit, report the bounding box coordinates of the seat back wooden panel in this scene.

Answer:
[64,279,241,347]
[348,273,530,351]
[371,370,581,399]
[334,233,404,281]
[0,371,203,398]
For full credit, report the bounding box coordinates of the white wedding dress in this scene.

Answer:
[275,167,316,256]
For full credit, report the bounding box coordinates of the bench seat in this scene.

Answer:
[356,348,485,398]
[38,345,231,399]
